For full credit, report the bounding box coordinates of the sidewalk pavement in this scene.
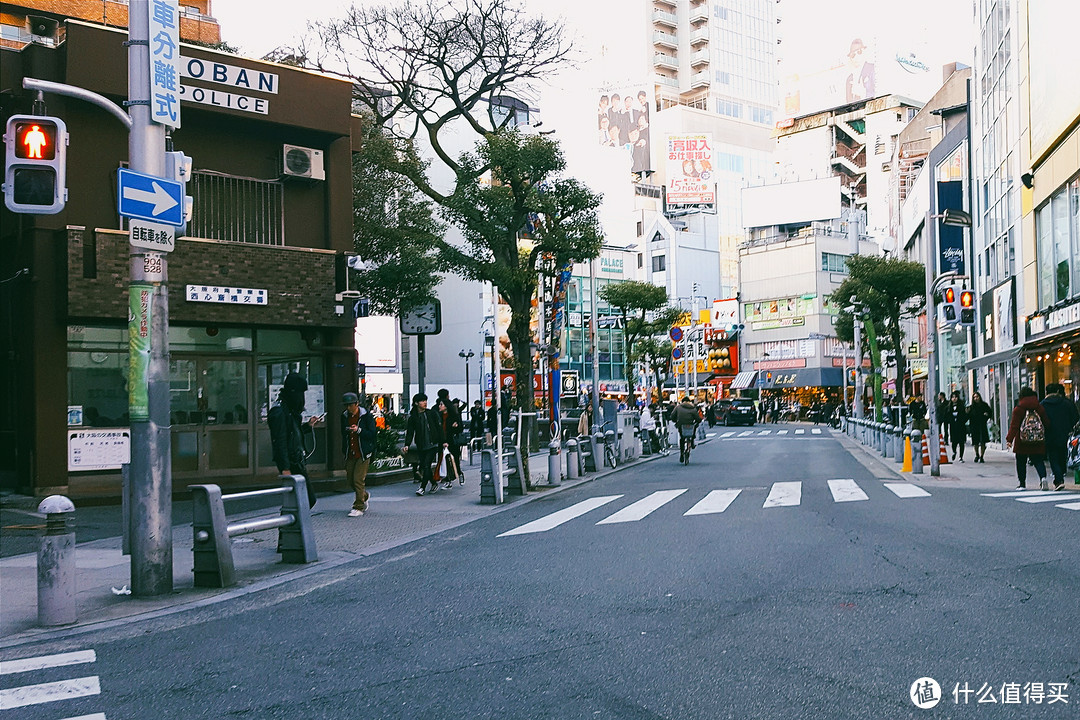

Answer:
[837,427,1080,494]
[0,447,656,649]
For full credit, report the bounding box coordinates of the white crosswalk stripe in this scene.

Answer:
[884,483,931,498]
[597,489,687,524]
[737,430,754,437]
[763,481,801,508]
[777,430,788,435]
[980,489,1080,511]
[497,495,623,536]
[758,430,772,436]
[828,479,868,502]
[0,648,105,714]
[498,480,931,536]
[811,428,822,434]
[720,431,735,438]
[684,489,742,515]
[795,429,805,435]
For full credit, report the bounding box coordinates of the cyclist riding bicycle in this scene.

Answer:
[672,396,702,463]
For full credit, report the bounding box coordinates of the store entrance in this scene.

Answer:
[169,357,253,477]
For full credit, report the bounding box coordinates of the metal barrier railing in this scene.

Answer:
[190,475,317,588]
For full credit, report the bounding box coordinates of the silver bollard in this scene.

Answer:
[547,440,562,486]
[566,438,580,479]
[883,425,894,458]
[912,430,924,474]
[38,495,77,627]
[894,427,904,463]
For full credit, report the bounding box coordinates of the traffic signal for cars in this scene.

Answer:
[941,286,959,324]
[4,114,68,214]
[958,289,976,327]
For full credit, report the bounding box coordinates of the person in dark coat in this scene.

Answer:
[934,392,950,445]
[469,400,485,441]
[401,393,445,496]
[944,391,969,462]
[267,372,319,507]
[909,395,929,431]
[1040,383,1080,490]
[434,394,464,488]
[341,392,377,517]
[966,391,993,463]
[1005,387,1050,490]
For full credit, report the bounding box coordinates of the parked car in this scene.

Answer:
[713,398,756,426]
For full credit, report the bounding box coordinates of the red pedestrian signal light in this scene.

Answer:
[4,114,68,214]
[958,289,976,327]
[941,286,959,324]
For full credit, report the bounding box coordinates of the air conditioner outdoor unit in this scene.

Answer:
[282,144,325,181]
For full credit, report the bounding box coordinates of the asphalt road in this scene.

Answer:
[5,429,1078,719]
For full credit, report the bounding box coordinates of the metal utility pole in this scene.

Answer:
[853,305,864,420]
[589,257,600,432]
[128,0,172,596]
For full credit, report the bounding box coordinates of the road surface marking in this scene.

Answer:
[0,676,100,710]
[795,429,805,435]
[0,651,96,676]
[981,490,1059,497]
[828,479,868,503]
[498,495,623,536]
[720,431,735,438]
[758,430,771,436]
[597,489,688,524]
[884,483,931,498]
[811,428,822,434]
[62,715,108,720]
[1016,494,1078,504]
[1057,501,1080,510]
[763,482,801,508]
[684,489,742,516]
[777,430,789,435]
[737,430,754,437]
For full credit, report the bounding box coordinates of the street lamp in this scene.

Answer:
[459,349,475,405]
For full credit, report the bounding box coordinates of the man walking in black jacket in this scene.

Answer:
[401,393,445,496]
[267,372,319,507]
[1041,383,1080,490]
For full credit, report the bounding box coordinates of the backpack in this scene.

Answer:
[1018,409,1045,444]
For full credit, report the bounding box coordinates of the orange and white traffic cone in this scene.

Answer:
[938,433,950,464]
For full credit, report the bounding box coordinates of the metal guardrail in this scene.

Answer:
[190,475,317,588]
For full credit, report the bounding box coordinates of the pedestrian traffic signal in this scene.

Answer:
[4,114,68,214]
[958,289,976,327]
[940,285,959,324]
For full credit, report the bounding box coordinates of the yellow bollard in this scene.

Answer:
[901,436,912,472]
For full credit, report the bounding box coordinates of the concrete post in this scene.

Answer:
[883,425,894,458]
[37,495,77,627]
[894,427,904,463]
[566,438,580,479]
[912,430,924,474]
[547,440,562,486]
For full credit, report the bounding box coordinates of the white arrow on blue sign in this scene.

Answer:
[118,169,185,226]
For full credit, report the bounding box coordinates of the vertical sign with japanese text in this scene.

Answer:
[665,133,715,207]
[149,0,182,128]
[129,284,153,420]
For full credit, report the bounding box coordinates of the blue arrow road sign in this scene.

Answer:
[118,169,184,226]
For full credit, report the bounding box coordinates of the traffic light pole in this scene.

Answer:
[127,0,173,596]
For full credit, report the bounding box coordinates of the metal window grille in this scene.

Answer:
[190,171,284,245]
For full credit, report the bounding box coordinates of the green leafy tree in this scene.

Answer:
[351,112,445,316]
[598,280,668,385]
[316,0,598,481]
[829,255,926,415]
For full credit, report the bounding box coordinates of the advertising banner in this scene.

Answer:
[665,134,715,207]
[128,284,152,421]
[596,86,653,174]
[743,296,815,331]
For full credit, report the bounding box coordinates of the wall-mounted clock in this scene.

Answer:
[400,301,442,335]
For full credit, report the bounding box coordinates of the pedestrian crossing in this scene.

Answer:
[716,427,827,439]
[981,489,1080,511]
[497,479,930,537]
[0,649,106,717]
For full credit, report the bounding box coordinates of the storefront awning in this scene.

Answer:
[730,371,758,390]
[764,367,845,388]
[964,347,1021,370]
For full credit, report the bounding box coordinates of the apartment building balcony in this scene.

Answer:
[655,74,680,89]
[689,5,709,24]
[690,50,710,67]
[652,9,677,28]
[654,0,677,7]
[654,52,679,70]
[689,28,709,46]
[690,71,711,89]
[653,30,678,49]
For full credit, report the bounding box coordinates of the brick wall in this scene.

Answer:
[68,228,353,329]
[7,1,220,43]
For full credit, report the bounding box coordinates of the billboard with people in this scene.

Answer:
[596,86,653,175]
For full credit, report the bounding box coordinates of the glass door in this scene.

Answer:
[170,357,252,477]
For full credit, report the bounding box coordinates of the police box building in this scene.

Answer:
[0,20,361,499]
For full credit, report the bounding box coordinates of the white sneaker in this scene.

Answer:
[348,509,363,517]
[1040,480,1049,491]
